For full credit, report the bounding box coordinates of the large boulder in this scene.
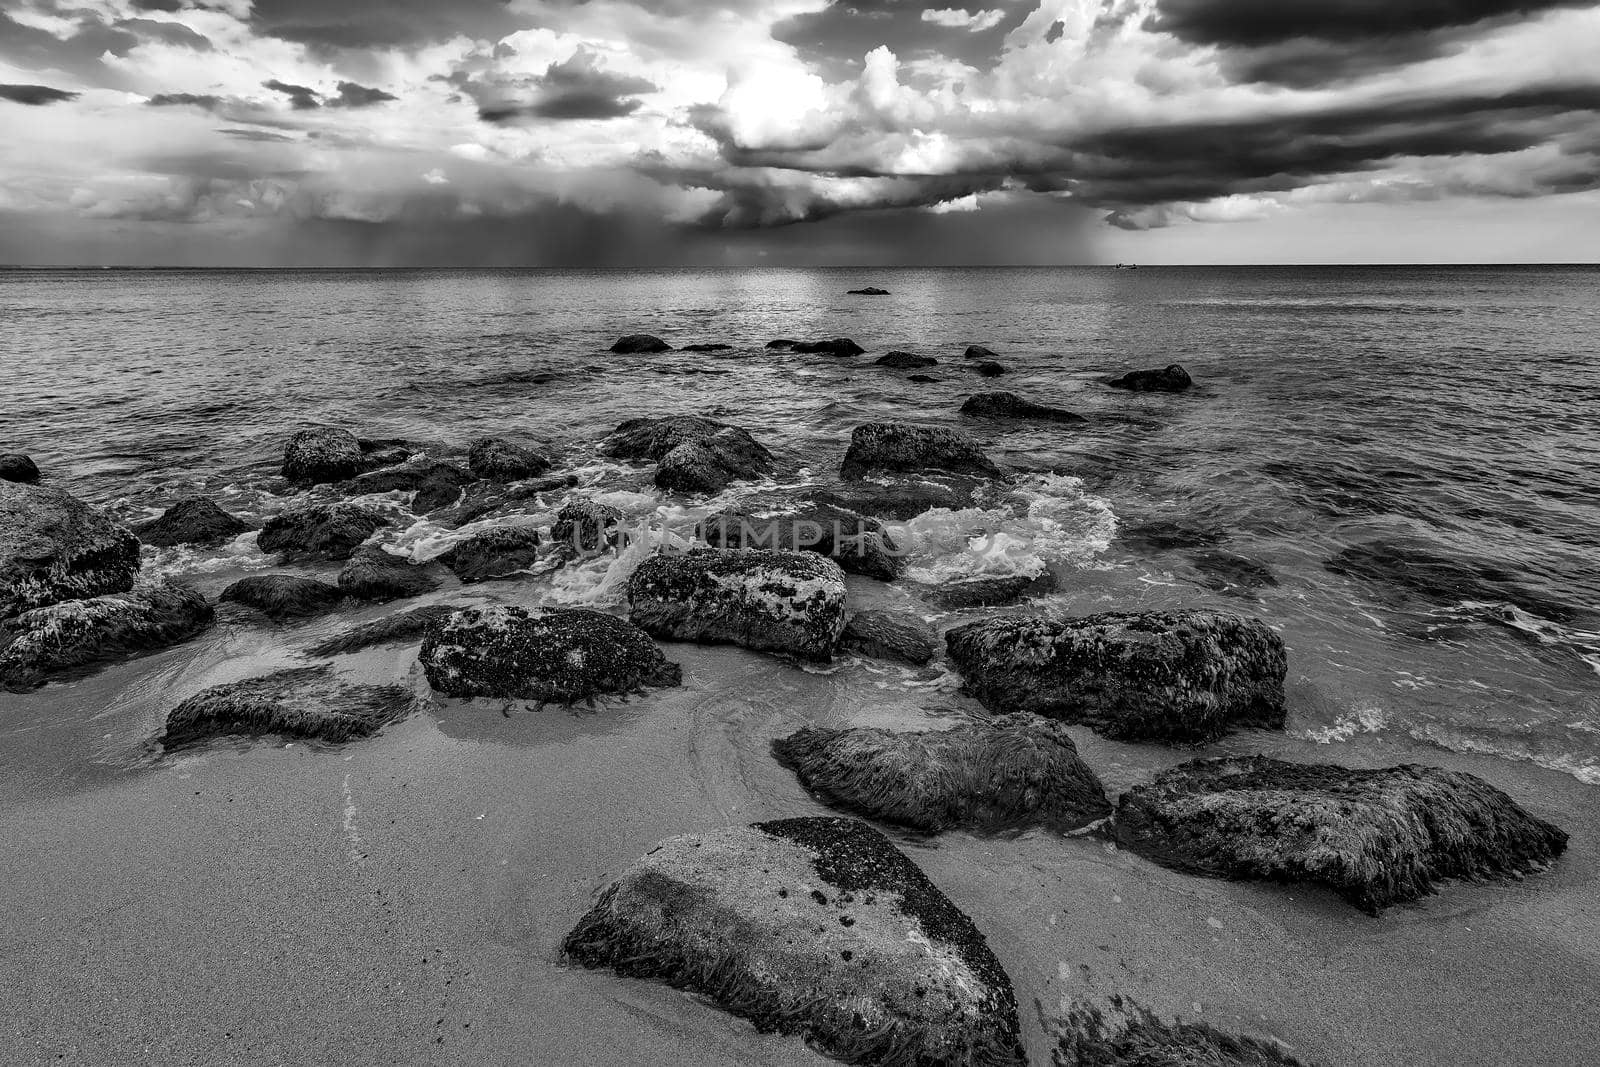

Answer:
[418,605,681,703]
[960,391,1085,424]
[876,351,936,369]
[1115,756,1569,913]
[1108,363,1193,392]
[839,609,937,666]
[257,502,385,562]
[221,575,343,619]
[133,496,252,548]
[923,572,1057,610]
[945,610,1287,744]
[1055,999,1309,1066]
[159,664,414,749]
[700,503,904,581]
[611,334,672,353]
[466,437,552,483]
[0,454,40,484]
[336,545,441,602]
[0,482,141,622]
[774,715,1110,833]
[436,526,543,582]
[304,603,465,658]
[839,422,1002,481]
[0,578,211,692]
[550,498,624,554]
[602,416,773,494]
[793,338,865,356]
[627,549,847,662]
[282,427,366,486]
[346,459,472,513]
[563,816,1025,1066]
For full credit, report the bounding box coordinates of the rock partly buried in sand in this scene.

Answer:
[971,360,1006,377]
[945,610,1287,744]
[960,391,1085,424]
[876,351,937,369]
[1056,998,1309,1067]
[1116,755,1569,913]
[336,545,442,602]
[282,427,367,486]
[775,715,1111,833]
[0,481,142,622]
[628,548,847,662]
[1108,363,1193,392]
[700,503,905,582]
[602,415,773,494]
[839,609,937,666]
[347,459,473,514]
[562,816,1025,1066]
[467,437,552,483]
[794,338,865,356]
[303,603,465,658]
[964,345,998,359]
[924,572,1057,610]
[839,422,1002,481]
[550,497,624,554]
[257,502,386,563]
[221,574,344,619]
[436,526,544,583]
[0,578,211,692]
[847,286,890,295]
[133,496,252,548]
[159,663,414,749]
[0,454,40,484]
[611,334,672,354]
[419,605,682,703]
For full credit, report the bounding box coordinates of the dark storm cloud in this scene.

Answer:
[0,8,211,93]
[470,49,657,124]
[1,84,78,106]
[774,0,1032,81]
[147,93,224,110]
[248,0,524,50]
[329,82,398,108]
[131,0,188,10]
[1152,0,1589,46]
[264,80,322,110]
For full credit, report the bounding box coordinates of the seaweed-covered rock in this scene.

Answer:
[159,663,414,749]
[960,391,1085,423]
[550,497,625,554]
[839,609,937,665]
[0,578,211,692]
[133,496,252,548]
[346,459,472,513]
[1108,364,1193,392]
[562,816,1025,1066]
[1056,997,1308,1066]
[964,345,998,359]
[700,504,904,581]
[221,575,344,619]
[282,427,366,485]
[257,502,386,562]
[303,603,465,658]
[467,437,552,482]
[611,334,672,354]
[336,545,441,602]
[628,549,847,662]
[0,454,40,484]
[436,526,544,583]
[794,338,865,356]
[602,415,773,494]
[971,361,1006,377]
[945,610,1287,744]
[775,715,1110,833]
[924,572,1057,610]
[418,605,681,703]
[839,422,1002,481]
[876,351,936,369]
[1,482,141,622]
[1116,756,1569,913]
[847,286,890,295]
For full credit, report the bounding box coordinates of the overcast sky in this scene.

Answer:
[2,0,1597,266]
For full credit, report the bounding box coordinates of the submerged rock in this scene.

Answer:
[436,526,544,582]
[562,816,1025,1066]
[945,610,1287,744]
[611,333,672,354]
[602,416,773,494]
[0,454,40,484]
[302,603,465,658]
[1120,519,1228,553]
[908,374,941,384]
[1,481,142,622]
[765,338,800,350]
[812,481,979,521]
[964,345,998,359]
[467,437,552,482]
[418,605,681,703]
[924,572,1057,610]
[336,545,441,602]
[960,391,1085,423]
[839,422,1002,481]
[680,342,734,352]
[775,715,1110,833]
[1324,538,1579,622]
[257,502,386,562]
[347,459,472,513]
[221,575,344,619]
[550,497,624,554]
[971,361,1006,377]
[0,579,211,692]
[700,503,905,581]
[1190,549,1279,596]
[839,609,938,666]
[847,286,890,295]
[439,474,579,528]
[1116,756,1569,913]
[133,496,252,548]
[1056,997,1309,1066]
[282,427,366,486]
[160,663,414,749]
[876,351,937,369]
[1108,363,1193,392]
[627,548,847,662]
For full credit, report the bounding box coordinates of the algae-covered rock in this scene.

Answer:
[924,572,1056,610]
[1,481,142,621]
[282,427,366,485]
[700,503,904,581]
[159,664,414,749]
[838,609,938,666]
[945,610,1286,744]
[466,437,552,482]
[436,526,544,582]
[221,575,343,619]
[1115,755,1568,913]
[562,816,1025,1066]
[336,545,442,602]
[256,502,386,562]
[774,714,1111,833]
[302,603,465,658]
[1055,997,1309,1066]
[133,496,252,548]
[839,422,1002,481]
[960,391,1085,424]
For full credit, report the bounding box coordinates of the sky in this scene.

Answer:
[1,0,1597,266]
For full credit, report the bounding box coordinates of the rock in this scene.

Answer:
[839,609,937,665]
[1055,998,1309,1066]
[602,416,772,494]
[256,502,386,562]
[700,504,904,581]
[1190,550,1278,596]
[960,391,1084,423]
[812,481,978,520]
[924,571,1057,610]
[336,545,441,602]
[562,816,1025,1066]
[1115,756,1569,913]
[765,338,800,349]
[793,338,865,356]
[550,498,624,554]
[418,605,681,703]
[132,496,252,548]
[945,610,1287,744]
[1108,363,1193,392]
[0,454,40,484]
[1120,519,1228,552]
[774,715,1111,833]
[875,351,937,369]
[0,482,142,622]
[466,437,552,482]
[347,459,472,513]
[679,343,733,352]
[159,663,414,749]
[908,374,941,384]
[611,334,672,354]
[839,422,1001,481]
[971,360,1006,377]
[436,526,544,582]
[627,549,847,662]
[0,578,211,692]
[302,604,465,658]
[1324,538,1577,621]
[439,475,578,528]
[847,286,890,295]
[221,575,344,619]
[964,345,998,359]
[282,427,366,485]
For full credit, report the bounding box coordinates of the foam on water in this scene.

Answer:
[1300,705,1390,744]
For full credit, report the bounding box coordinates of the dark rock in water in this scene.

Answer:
[467,437,552,483]
[0,481,141,622]
[336,545,441,602]
[656,429,772,494]
[701,503,905,581]
[964,345,998,359]
[908,374,941,384]
[811,481,978,521]
[1116,755,1569,913]
[0,579,211,692]
[303,603,465,658]
[611,334,672,354]
[282,427,366,485]
[0,454,40,484]
[774,715,1111,833]
[358,443,413,470]
[133,496,252,548]
[1108,363,1193,392]
[1190,550,1278,596]
[960,391,1085,423]
[765,338,800,350]
[440,475,579,528]
[437,526,544,583]
[971,360,1006,377]
[1120,519,1228,553]
[839,609,937,665]
[628,548,847,662]
[924,571,1057,610]
[347,459,472,514]
[562,816,1025,1067]
[679,343,733,352]
[876,351,937,369]
[794,338,865,356]
[1056,998,1308,1066]
[839,422,1002,481]
[945,610,1287,744]
[419,605,681,703]
[847,286,890,295]
[551,497,624,553]
[604,415,766,464]
[257,502,386,562]
[1325,538,1579,622]
[160,663,414,749]
[221,575,344,619]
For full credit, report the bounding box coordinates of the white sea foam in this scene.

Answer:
[1300,705,1389,744]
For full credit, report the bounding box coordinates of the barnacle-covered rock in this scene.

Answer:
[839,422,1002,481]
[436,526,544,582]
[550,497,624,554]
[282,427,366,485]
[466,437,552,482]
